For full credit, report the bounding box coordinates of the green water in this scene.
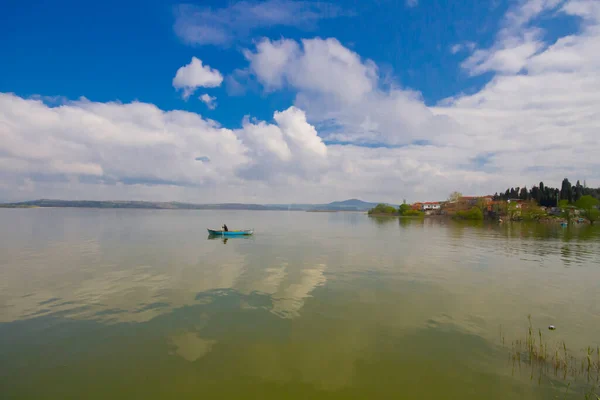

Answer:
[1,209,599,399]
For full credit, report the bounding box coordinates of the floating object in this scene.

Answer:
[560,222,568,227]
[207,229,254,236]
[548,325,556,330]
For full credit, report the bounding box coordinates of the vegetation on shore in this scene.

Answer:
[502,316,600,399]
[367,203,424,217]
[367,178,599,225]
[454,207,484,220]
[494,178,600,207]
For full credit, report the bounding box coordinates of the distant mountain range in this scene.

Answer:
[0,198,389,211]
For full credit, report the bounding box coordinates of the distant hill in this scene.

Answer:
[307,199,384,211]
[0,199,387,211]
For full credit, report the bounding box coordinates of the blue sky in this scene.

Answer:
[1,0,509,124]
[1,0,598,203]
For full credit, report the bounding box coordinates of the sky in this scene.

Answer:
[0,0,598,203]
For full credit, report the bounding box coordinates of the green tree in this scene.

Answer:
[398,203,411,215]
[368,204,397,215]
[558,199,569,209]
[521,200,546,221]
[401,209,424,217]
[575,195,600,225]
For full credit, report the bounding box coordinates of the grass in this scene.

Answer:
[501,316,600,398]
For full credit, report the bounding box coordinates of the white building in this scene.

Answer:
[422,202,441,211]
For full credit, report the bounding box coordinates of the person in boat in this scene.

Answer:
[222,224,229,232]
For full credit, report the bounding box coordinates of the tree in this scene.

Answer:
[519,186,529,200]
[575,195,600,224]
[522,200,545,221]
[560,178,572,203]
[574,180,584,202]
[531,185,541,204]
[398,203,411,215]
[447,192,462,202]
[368,204,397,215]
[558,199,573,222]
[475,197,489,212]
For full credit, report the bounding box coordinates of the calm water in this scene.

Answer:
[1,209,600,399]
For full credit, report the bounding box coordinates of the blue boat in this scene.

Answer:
[207,229,254,236]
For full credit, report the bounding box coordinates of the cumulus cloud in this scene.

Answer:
[174,1,348,47]
[0,94,337,203]
[244,37,443,145]
[236,106,328,183]
[0,93,244,192]
[199,93,217,109]
[173,57,223,99]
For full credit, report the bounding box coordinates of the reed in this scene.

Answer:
[503,316,600,398]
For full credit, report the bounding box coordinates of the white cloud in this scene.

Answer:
[562,0,600,21]
[173,57,223,99]
[244,37,441,145]
[236,106,328,183]
[199,93,217,109]
[0,93,244,193]
[0,94,336,203]
[462,29,544,75]
[406,0,419,8]
[450,42,475,55]
[245,38,377,101]
[174,1,349,47]
[450,44,463,54]
[460,0,565,76]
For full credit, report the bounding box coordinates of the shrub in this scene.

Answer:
[368,204,397,215]
[401,209,424,217]
[455,207,484,220]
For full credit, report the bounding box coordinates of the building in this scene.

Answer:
[441,196,494,215]
[421,202,441,211]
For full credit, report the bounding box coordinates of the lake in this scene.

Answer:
[1,209,599,399]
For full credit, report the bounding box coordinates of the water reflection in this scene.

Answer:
[1,209,600,399]
[207,234,254,242]
[0,279,554,399]
[169,332,217,362]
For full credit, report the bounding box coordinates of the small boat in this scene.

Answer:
[207,229,254,236]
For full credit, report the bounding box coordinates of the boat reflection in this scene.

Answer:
[207,234,253,244]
